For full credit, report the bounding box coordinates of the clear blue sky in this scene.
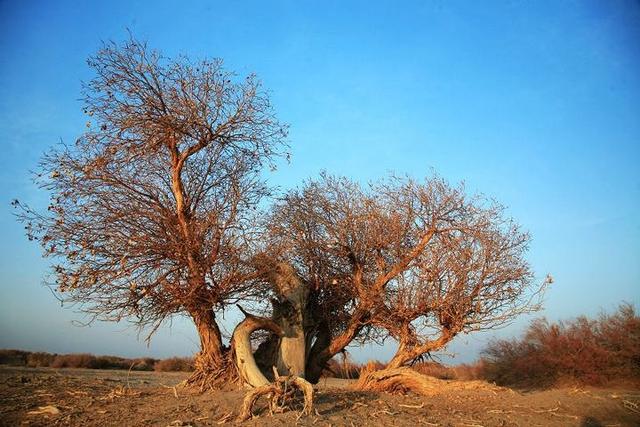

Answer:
[0,0,638,363]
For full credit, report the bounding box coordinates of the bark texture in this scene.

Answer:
[232,312,283,388]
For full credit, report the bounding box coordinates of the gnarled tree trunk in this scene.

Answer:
[232,312,283,387]
[192,309,224,365]
[188,308,233,389]
[271,267,308,377]
[245,262,310,381]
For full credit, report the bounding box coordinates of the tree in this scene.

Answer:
[15,37,288,386]
[263,174,548,384]
[17,37,546,402]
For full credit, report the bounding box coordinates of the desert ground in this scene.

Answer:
[0,366,638,426]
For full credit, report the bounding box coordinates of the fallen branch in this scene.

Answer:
[354,366,443,395]
[398,402,425,409]
[216,412,234,424]
[27,406,61,416]
[160,383,179,398]
[622,400,639,414]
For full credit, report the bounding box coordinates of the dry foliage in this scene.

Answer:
[153,357,194,372]
[481,303,640,388]
[0,349,188,372]
[411,361,484,381]
[268,173,548,381]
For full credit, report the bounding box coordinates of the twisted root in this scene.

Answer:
[186,350,239,392]
[237,373,314,422]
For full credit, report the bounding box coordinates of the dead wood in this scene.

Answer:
[354,364,505,396]
[232,310,284,388]
[354,366,445,396]
[186,350,239,392]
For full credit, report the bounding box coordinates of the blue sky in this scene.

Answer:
[0,0,638,362]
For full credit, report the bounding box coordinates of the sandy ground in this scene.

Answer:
[0,365,638,426]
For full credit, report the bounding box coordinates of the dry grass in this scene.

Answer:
[0,349,190,372]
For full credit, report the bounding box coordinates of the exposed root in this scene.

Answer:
[354,365,444,395]
[237,374,314,422]
[186,350,239,392]
[354,364,505,396]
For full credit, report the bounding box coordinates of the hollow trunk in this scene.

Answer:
[304,345,332,384]
[231,261,312,388]
[263,262,309,378]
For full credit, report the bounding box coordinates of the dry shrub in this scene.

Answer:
[51,353,99,369]
[0,349,29,366]
[132,357,156,371]
[154,357,194,372]
[0,349,168,371]
[411,361,456,380]
[481,303,640,388]
[50,353,159,370]
[26,352,56,368]
[452,361,485,381]
[411,361,484,381]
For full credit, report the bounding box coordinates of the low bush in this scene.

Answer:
[410,361,484,381]
[412,361,456,380]
[0,350,188,371]
[50,353,98,369]
[26,352,56,368]
[153,357,194,372]
[323,353,367,379]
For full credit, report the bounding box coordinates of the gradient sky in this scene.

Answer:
[0,0,638,363]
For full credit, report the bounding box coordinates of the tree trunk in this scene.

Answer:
[192,308,224,366]
[386,346,411,369]
[304,322,332,383]
[353,365,444,395]
[266,262,309,378]
[272,297,307,377]
[231,261,311,388]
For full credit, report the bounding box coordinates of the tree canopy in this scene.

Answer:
[16,38,547,395]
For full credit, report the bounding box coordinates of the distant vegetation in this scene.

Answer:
[481,303,640,388]
[0,349,193,372]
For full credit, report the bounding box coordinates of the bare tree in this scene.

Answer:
[264,174,548,384]
[15,37,288,385]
